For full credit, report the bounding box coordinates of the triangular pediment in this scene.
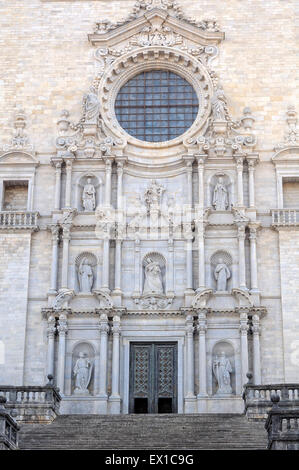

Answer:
[0,151,39,166]
[88,8,224,49]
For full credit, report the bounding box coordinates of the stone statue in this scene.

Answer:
[78,258,94,293]
[144,180,165,212]
[143,258,164,295]
[213,351,232,395]
[214,258,231,291]
[212,177,228,211]
[82,178,96,211]
[83,88,100,124]
[211,88,227,121]
[73,352,92,394]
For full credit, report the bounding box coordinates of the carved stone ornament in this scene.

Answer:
[53,289,75,310]
[135,294,173,310]
[144,180,165,212]
[275,105,299,151]
[3,108,34,152]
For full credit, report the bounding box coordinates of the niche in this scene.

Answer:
[77,174,102,212]
[212,341,235,396]
[75,252,97,293]
[142,252,166,295]
[72,342,95,396]
[209,173,232,210]
[210,251,232,292]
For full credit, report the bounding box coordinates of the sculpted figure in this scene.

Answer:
[144,180,165,211]
[82,178,96,211]
[78,258,94,293]
[214,258,231,291]
[213,177,228,211]
[213,351,232,395]
[211,88,227,121]
[143,258,163,295]
[73,352,92,394]
[83,88,100,124]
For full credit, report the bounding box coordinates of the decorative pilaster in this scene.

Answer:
[247,158,257,208]
[166,238,174,295]
[61,224,71,289]
[197,310,208,398]
[236,156,244,207]
[64,158,73,208]
[252,314,262,385]
[49,224,60,293]
[183,156,194,206]
[102,238,110,292]
[57,313,68,394]
[196,155,206,209]
[46,315,56,378]
[104,158,113,205]
[185,314,196,411]
[249,224,259,292]
[54,160,62,210]
[237,224,247,290]
[99,313,109,398]
[133,238,141,296]
[110,314,121,414]
[240,311,249,387]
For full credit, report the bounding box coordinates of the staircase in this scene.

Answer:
[19,414,267,450]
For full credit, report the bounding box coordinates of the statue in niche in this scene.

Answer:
[73,352,93,394]
[213,351,233,395]
[211,88,227,121]
[143,258,164,295]
[78,257,94,293]
[212,176,229,211]
[144,180,165,212]
[214,258,231,291]
[82,178,96,212]
[83,87,100,124]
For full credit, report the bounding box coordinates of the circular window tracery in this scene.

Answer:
[115,70,199,143]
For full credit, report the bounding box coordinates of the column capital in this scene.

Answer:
[47,315,56,338]
[252,313,261,335]
[48,224,60,242]
[197,312,207,334]
[248,223,261,239]
[104,156,114,169]
[57,313,68,336]
[51,157,63,169]
[61,223,72,240]
[182,155,194,170]
[237,223,246,238]
[239,311,249,334]
[99,313,109,335]
[194,154,207,167]
[185,314,194,336]
[235,154,245,167]
[246,153,259,168]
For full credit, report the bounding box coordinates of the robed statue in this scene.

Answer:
[143,258,163,295]
[82,178,96,212]
[213,351,232,395]
[213,177,228,211]
[73,352,92,394]
[214,258,231,291]
[78,258,94,293]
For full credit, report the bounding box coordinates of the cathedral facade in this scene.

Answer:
[0,0,298,415]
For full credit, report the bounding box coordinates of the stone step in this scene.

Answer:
[19,413,267,450]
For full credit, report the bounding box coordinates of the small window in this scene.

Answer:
[283,178,299,208]
[3,181,28,211]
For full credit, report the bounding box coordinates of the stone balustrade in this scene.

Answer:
[0,397,19,450]
[265,394,299,450]
[0,376,61,424]
[0,210,39,230]
[243,382,299,420]
[271,209,299,226]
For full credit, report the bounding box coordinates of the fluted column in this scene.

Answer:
[49,224,60,293]
[197,155,205,209]
[197,311,208,397]
[46,315,56,378]
[240,311,249,387]
[57,313,68,394]
[184,157,194,206]
[102,238,110,291]
[104,158,113,205]
[249,225,259,292]
[252,314,262,385]
[114,239,122,292]
[237,224,247,290]
[236,157,244,207]
[197,220,206,291]
[110,314,121,413]
[61,224,71,289]
[99,313,109,397]
[185,314,195,399]
[248,159,256,208]
[64,159,73,208]
[54,160,62,210]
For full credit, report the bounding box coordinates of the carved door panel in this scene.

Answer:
[129,342,177,414]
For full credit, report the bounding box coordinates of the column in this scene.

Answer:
[236,157,244,207]
[54,160,62,210]
[102,238,110,291]
[116,159,125,209]
[167,238,174,295]
[46,315,56,378]
[99,313,109,397]
[249,225,259,291]
[197,311,208,397]
[114,239,122,292]
[57,313,68,394]
[252,314,261,385]
[183,156,194,206]
[104,158,113,205]
[64,159,73,208]
[237,224,247,290]
[134,238,141,295]
[197,222,206,291]
[240,311,249,387]
[186,239,193,291]
[248,159,256,208]
[185,314,195,403]
[49,224,60,293]
[197,155,205,208]
[110,314,121,413]
[61,224,71,289]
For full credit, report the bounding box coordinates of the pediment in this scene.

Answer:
[88,8,224,49]
[272,146,299,165]
[0,151,39,166]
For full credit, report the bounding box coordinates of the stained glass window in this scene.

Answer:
[115,70,199,142]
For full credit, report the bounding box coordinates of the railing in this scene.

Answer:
[271,209,299,226]
[243,383,299,420]
[0,377,61,424]
[0,211,39,230]
[0,397,19,450]
[265,394,299,450]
